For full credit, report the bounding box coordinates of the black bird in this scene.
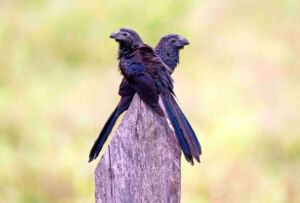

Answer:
[89,32,191,162]
[108,33,190,129]
[89,29,200,163]
[155,34,190,72]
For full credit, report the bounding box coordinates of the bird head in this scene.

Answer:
[155,34,190,71]
[156,34,190,51]
[110,28,144,49]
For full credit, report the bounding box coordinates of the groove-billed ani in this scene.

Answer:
[155,34,189,72]
[89,29,201,164]
[116,33,190,115]
[111,34,190,130]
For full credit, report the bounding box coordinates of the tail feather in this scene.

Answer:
[89,96,133,162]
[89,107,118,162]
[162,96,191,158]
[162,92,201,163]
[177,107,202,154]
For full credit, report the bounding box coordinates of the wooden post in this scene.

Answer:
[95,94,181,203]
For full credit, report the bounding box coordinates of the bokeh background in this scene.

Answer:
[1,0,299,202]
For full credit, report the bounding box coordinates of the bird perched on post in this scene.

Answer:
[115,33,190,117]
[89,28,201,164]
[112,33,191,126]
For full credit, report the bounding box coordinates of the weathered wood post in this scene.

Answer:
[95,94,181,203]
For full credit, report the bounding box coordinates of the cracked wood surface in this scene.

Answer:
[95,94,181,203]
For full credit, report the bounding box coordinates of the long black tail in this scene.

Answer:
[162,92,201,164]
[89,95,134,162]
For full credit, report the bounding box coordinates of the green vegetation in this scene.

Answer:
[0,0,299,202]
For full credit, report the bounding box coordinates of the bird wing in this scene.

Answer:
[138,45,201,164]
[138,45,174,93]
[119,51,164,116]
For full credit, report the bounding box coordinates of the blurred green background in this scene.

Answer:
[0,0,299,202]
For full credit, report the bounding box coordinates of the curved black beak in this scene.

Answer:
[179,36,190,46]
[110,30,120,39]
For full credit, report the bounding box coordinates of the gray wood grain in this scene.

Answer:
[95,94,181,203]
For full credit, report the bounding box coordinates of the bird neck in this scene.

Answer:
[118,42,139,59]
[155,47,180,71]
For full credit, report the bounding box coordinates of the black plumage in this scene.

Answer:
[155,34,189,72]
[89,28,201,164]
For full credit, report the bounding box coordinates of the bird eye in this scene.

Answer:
[171,39,176,43]
[123,33,128,36]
